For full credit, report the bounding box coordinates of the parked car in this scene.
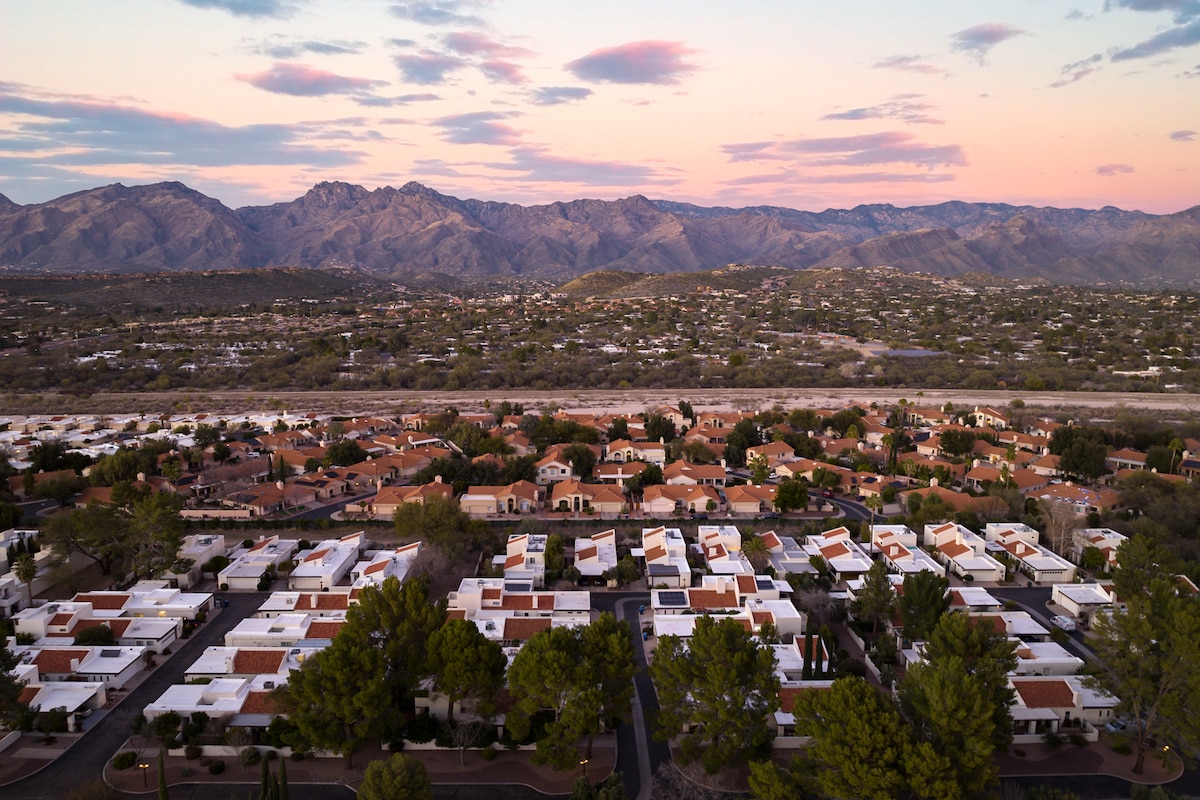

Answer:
[1051,615,1077,632]
[1105,717,1132,733]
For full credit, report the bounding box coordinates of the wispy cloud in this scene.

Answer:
[0,84,363,170]
[1105,0,1200,60]
[724,170,955,186]
[437,32,534,83]
[566,41,700,85]
[177,0,301,18]
[822,95,943,125]
[1170,129,1196,141]
[950,23,1027,63]
[388,1,485,27]
[721,142,790,163]
[353,92,441,108]
[1065,8,1092,20]
[872,54,950,77]
[779,132,966,168]
[1096,162,1135,176]
[529,86,593,106]
[1112,19,1200,60]
[392,51,468,84]
[236,63,386,97]
[433,111,521,145]
[249,37,366,59]
[484,146,674,186]
[1050,53,1104,87]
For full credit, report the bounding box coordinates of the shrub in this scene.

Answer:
[111,751,138,770]
[290,750,307,762]
[1043,730,1065,749]
[404,713,439,744]
[1111,739,1132,755]
[208,759,225,775]
[1070,732,1089,748]
[265,749,279,761]
[480,746,497,761]
[184,744,202,760]
[239,746,261,766]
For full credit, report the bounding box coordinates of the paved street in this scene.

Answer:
[5,592,266,800]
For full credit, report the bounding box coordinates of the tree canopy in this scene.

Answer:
[426,618,507,722]
[650,615,779,773]
[359,753,432,800]
[505,613,635,769]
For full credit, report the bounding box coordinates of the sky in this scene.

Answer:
[1,0,1198,213]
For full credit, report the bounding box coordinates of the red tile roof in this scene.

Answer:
[74,593,130,611]
[1014,680,1075,708]
[305,620,345,639]
[503,617,553,641]
[34,649,90,674]
[232,649,287,675]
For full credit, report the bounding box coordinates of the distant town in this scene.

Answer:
[1,393,1199,799]
[0,266,1198,414]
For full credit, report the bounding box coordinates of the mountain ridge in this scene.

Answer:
[0,181,1196,285]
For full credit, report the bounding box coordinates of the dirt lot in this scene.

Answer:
[5,387,1200,417]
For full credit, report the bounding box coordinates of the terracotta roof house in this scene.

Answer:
[459,481,541,517]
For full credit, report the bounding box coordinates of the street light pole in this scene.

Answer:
[139,762,150,787]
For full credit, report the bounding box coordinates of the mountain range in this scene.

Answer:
[0,181,1197,285]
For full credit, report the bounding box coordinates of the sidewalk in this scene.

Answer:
[996,740,1183,784]
[103,737,617,796]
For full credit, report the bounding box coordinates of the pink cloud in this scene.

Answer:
[236,62,384,96]
[566,41,700,85]
[1096,163,1135,176]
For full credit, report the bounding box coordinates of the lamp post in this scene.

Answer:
[138,762,150,787]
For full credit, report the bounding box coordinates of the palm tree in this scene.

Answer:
[14,553,37,608]
[1168,438,1185,474]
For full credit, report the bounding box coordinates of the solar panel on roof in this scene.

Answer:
[659,591,687,607]
[756,578,773,590]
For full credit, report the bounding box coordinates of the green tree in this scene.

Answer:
[283,632,388,767]
[44,501,130,575]
[74,625,117,646]
[33,474,87,508]
[1087,574,1200,773]
[341,576,447,707]
[0,643,28,730]
[506,625,603,769]
[650,615,779,773]
[747,756,814,800]
[325,440,367,467]
[774,476,809,512]
[938,429,976,458]
[358,753,432,800]
[796,676,910,800]
[562,443,597,481]
[393,493,476,559]
[426,618,507,722]
[580,612,637,728]
[125,492,185,580]
[898,571,951,641]
[899,656,999,798]
[921,612,1017,751]
[14,553,37,608]
[852,560,894,634]
[748,453,771,485]
[723,419,761,468]
[157,749,169,800]
[1049,425,1110,481]
[505,614,634,769]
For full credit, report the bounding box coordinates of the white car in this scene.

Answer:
[1051,615,1077,632]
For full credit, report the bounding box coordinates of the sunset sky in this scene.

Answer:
[2,0,1198,213]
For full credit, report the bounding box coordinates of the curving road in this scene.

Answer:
[5,592,267,800]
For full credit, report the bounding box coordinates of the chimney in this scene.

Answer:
[930,478,939,488]
[434,475,443,483]
[137,472,146,483]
